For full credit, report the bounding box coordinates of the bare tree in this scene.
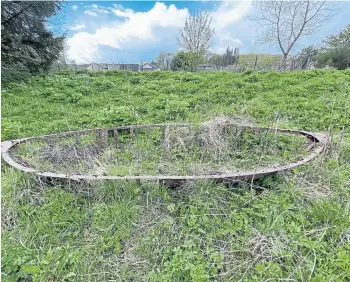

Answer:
[177,11,215,57]
[252,0,337,69]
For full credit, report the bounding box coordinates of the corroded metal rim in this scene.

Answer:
[1,124,328,185]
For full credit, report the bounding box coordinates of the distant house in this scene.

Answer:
[120,64,140,72]
[75,64,90,70]
[73,62,153,72]
[86,62,105,71]
[142,63,160,72]
[106,63,120,71]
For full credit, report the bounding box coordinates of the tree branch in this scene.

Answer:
[1,3,34,26]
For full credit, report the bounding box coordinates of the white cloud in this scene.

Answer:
[67,32,100,62]
[111,6,133,18]
[84,10,98,17]
[70,24,85,31]
[67,1,253,63]
[210,1,252,31]
[68,2,189,63]
[72,5,78,11]
[210,1,253,53]
[210,34,244,54]
[84,4,110,16]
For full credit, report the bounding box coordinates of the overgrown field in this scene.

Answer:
[2,70,350,281]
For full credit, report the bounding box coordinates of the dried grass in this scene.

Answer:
[1,204,17,230]
[10,117,309,179]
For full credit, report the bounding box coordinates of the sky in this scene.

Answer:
[50,1,350,64]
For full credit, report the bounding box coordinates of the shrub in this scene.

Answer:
[94,106,134,126]
[316,47,350,70]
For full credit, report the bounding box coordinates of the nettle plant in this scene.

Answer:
[94,105,135,126]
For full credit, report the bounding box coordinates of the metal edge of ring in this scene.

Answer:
[1,124,329,184]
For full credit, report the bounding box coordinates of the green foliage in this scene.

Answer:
[1,170,141,281]
[1,1,64,84]
[324,24,350,49]
[171,51,204,72]
[1,118,22,140]
[208,53,282,71]
[178,10,215,57]
[1,70,350,281]
[3,69,349,140]
[171,51,192,71]
[316,47,350,70]
[208,47,239,67]
[239,53,282,70]
[315,24,350,70]
[94,105,135,126]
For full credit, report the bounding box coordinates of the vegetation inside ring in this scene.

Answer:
[2,120,327,182]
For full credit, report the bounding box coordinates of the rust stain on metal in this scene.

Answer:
[130,127,134,143]
[113,129,119,145]
[1,123,328,187]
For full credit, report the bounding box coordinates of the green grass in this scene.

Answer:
[239,53,283,70]
[1,69,350,281]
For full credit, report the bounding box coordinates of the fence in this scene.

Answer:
[200,53,315,73]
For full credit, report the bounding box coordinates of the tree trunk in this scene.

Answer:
[254,55,258,70]
[282,54,288,71]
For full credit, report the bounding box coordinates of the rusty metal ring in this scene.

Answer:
[1,124,328,186]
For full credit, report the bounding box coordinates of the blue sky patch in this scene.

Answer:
[50,1,350,63]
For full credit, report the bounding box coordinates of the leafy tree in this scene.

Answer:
[177,11,215,56]
[223,47,233,66]
[177,11,214,71]
[324,24,350,48]
[316,48,350,70]
[315,24,350,70]
[252,0,337,69]
[208,53,224,68]
[171,52,204,72]
[1,1,64,83]
[171,51,192,71]
[223,47,240,66]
